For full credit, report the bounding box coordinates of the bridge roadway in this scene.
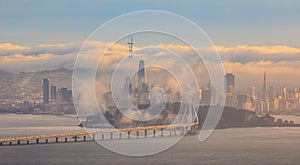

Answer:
[0,122,198,146]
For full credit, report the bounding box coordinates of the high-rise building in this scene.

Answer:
[225,73,235,107]
[124,76,133,96]
[105,91,116,111]
[248,86,256,99]
[261,72,268,102]
[247,86,257,111]
[236,94,252,110]
[282,86,287,101]
[269,97,279,111]
[51,85,57,103]
[200,86,217,106]
[137,60,149,107]
[60,87,72,102]
[261,72,269,112]
[225,73,235,94]
[269,86,275,98]
[138,60,146,93]
[43,79,49,104]
[200,88,211,105]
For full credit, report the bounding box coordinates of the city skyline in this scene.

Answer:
[1,1,300,92]
[201,72,300,113]
[1,1,300,164]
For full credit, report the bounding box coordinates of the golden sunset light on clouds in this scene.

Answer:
[0,42,299,90]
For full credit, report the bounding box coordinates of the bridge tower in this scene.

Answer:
[180,101,199,134]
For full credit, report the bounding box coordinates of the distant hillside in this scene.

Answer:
[198,106,275,129]
[0,68,73,103]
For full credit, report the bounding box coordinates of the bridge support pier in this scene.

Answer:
[194,125,198,134]
[190,126,195,134]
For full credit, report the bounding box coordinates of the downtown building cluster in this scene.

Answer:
[200,73,300,113]
[42,79,75,114]
[105,60,150,111]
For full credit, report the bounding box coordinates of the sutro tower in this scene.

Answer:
[128,36,133,58]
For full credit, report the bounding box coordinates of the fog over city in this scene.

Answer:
[1,41,300,91]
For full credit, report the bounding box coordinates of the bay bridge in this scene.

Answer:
[0,102,199,146]
[0,122,198,146]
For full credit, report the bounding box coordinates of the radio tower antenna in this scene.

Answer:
[128,36,133,58]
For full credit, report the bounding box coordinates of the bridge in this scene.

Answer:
[0,122,198,146]
[1,101,199,146]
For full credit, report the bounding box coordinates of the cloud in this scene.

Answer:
[2,42,300,70]
[211,45,300,63]
[214,45,300,55]
[0,43,29,52]
[1,41,300,90]
[222,60,300,90]
[0,53,76,73]
[0,42,102,57]
[1,53,55,62]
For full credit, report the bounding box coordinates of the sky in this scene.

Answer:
[1,0,300,46]
[0,0,300,91]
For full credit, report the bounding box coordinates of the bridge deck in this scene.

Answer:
[0,122,198,144]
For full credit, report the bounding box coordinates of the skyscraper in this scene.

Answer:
[237,94,252,110]
[225,73,235,107]
[124,76,133,96]
[200,88,211,105]
[60,87,72,102]
[43,79,49,104]
[225,73,235,94]
[138,60,146,93]
[51,85,57,103]
[269,86,275,98]
[282,86,287,101]
[248,86,256,99]
[261,72,269,112]
[137,60,150,107]
[262,72,268,102]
